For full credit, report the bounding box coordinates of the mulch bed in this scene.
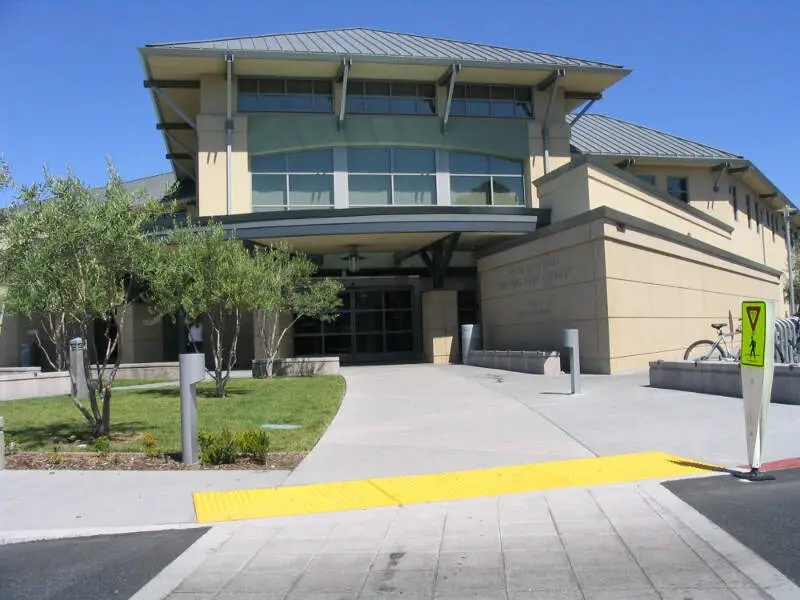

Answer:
[5,451,306,471]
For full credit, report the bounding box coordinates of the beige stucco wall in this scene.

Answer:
[527,88,571,207]
[477,219,611,373]
[603,222,782,372]
[197,113,250,216]
[477,210,784,374]
[421,290,459,364]
[625,163,788,271]
[538,162,790,305]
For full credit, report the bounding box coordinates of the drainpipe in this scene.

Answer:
[225,52,234,215]
[541,69,565,175]
[782,206,797,314]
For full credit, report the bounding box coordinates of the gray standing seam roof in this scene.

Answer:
[568,113,742,161]
[145,28,624,70]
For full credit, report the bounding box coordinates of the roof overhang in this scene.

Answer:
[139,47,630,177]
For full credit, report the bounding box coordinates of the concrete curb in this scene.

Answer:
[640,481,800,599]
[0,522,204,546]
[128,525,237,600]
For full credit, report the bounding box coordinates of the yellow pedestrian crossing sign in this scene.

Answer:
[741,301,767,368]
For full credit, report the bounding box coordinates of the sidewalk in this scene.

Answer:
[140,480,798,600]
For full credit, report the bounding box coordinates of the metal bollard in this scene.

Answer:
[0,416,5,470]
[179,353,206,465]
[563,329,582,394]
[69,337,89,400]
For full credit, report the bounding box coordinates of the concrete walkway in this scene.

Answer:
[285,365,594,485]
[286,364,800,485]
[148,481,798,600]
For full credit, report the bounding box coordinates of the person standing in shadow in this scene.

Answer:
[187,317,204,354]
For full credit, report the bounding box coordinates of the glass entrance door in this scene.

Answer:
[294,287,416,363]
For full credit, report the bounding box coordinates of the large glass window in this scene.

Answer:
[347,147,436,206]
[346,81,436,115]
[450,84,533,118]
[238,78,333,113]
[251,149,333,211]
[449,152,525,206]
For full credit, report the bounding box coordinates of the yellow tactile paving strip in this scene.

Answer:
[193,451,718,524]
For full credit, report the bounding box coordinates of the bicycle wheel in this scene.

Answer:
[684,340,724,361]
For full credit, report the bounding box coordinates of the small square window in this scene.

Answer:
[667,176,689,202]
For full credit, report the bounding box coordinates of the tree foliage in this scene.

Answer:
[0,161,173,437]
[149,222,258,397]
[0,154,10,190]
[251,243,343,378]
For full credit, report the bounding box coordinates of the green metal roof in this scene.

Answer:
[568,113,742,160]
[146,28,625,71]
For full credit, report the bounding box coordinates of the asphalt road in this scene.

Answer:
[0,527,208,600]
[664,467,800,585]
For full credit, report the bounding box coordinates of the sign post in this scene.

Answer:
[735,300,776,481]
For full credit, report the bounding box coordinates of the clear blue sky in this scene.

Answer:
[1,0,798,206]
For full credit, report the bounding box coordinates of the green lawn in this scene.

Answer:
[0,376,345,453]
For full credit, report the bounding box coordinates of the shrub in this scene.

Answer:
[93,436,110,455]
[142,432,161,458]
[235,429,270,464]
[199,428,237,465]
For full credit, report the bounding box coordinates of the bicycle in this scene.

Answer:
[684,320,741,361]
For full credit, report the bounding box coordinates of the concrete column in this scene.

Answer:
[422,290,459,364]
[253,310,294,360]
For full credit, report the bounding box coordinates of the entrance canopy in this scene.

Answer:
[206,205,549,255]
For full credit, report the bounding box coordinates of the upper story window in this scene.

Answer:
[636,174,656,186]
[450,84,533,118]
[251,149,333,211]
[746,195,752,228]
[238,78,333,113]
[450,152,525,206]
[347,147,436,206]
[730,185,738,221]
[346,81,436,115]
[666,176,688,203]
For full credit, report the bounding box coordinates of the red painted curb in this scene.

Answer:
[737,457,800,472]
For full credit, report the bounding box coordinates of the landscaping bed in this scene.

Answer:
[5,451,305,471]
[1,375,345,470]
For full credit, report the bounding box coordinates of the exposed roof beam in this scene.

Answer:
[172,160,196,182]
[615,158,635,169]
[337,58,352,131]
[151,87,196,130]
[157,122,193,130]
[441,62,461,134]
[163,130,195,158]
[335,57,352,83]
[759,193,777,200]
[728,166,750,174]
[537,68,566,91]
[143,80,200,89]
[564,91,603,101]
[166,153,192,160]
[711,161,732,172]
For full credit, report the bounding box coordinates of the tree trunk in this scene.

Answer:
[101,385,111,437]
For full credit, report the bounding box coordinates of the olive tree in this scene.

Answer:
[251,243,343,378]
[0,162,172,437]
[149,222,258,397]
